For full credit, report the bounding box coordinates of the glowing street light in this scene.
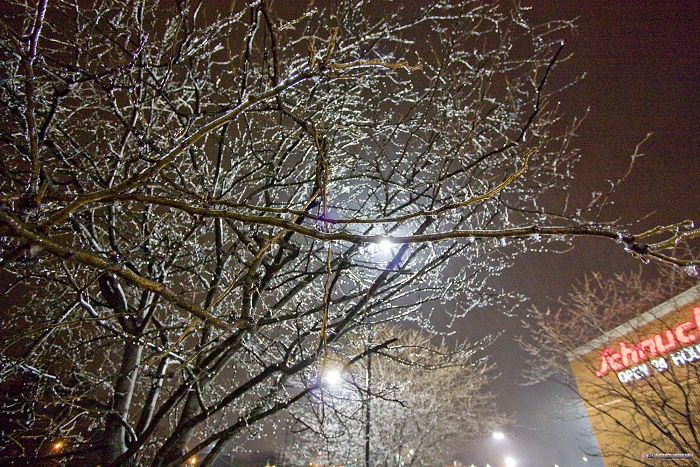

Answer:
[379,238,394,254]
[492,431,505,440]
[504,456,516,467]
[323,368,342,386]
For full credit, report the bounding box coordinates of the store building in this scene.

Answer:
[568,284,700,465]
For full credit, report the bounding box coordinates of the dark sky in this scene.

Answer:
[457,1,700,466]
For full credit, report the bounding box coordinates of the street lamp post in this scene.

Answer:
[364,317,373,467]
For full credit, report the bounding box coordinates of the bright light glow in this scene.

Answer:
[53,441,64,450]
[323,368,342,385]
[504,456,516,467]
[188,456,197,465]
[582,456,588,462]
[379,238,393,253]
[492,431,505,440]
[408,449,415,456]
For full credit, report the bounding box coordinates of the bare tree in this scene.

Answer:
[284,328,505,466]
[520,268,700,465]
[0,0,698,465]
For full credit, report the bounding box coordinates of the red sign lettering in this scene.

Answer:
[596,306,700,377]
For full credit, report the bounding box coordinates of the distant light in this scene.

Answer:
[492,431,505,440]
[504,456,516,467]
[583,456,588,462]
[323,368,342,385]
[188,456,197,465]
[408,449,415,456]
[379,238,393,253]
[53,441,64,450]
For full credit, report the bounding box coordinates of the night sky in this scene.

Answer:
[459,1,700,466]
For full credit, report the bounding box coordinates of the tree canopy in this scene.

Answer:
[0,0,698,465]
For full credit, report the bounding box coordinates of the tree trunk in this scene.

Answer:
[154,390,199,467]
[103,340,142,465]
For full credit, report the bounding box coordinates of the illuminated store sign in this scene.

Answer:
[595,306,700,380]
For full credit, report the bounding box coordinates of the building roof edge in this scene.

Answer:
[566,283,700,361]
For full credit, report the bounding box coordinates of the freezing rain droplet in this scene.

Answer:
[531,233,541,241]
[685,265,698,277]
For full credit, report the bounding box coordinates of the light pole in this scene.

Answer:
[364,317,373,467]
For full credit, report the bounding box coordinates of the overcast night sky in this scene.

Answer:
[456,1,700,466]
